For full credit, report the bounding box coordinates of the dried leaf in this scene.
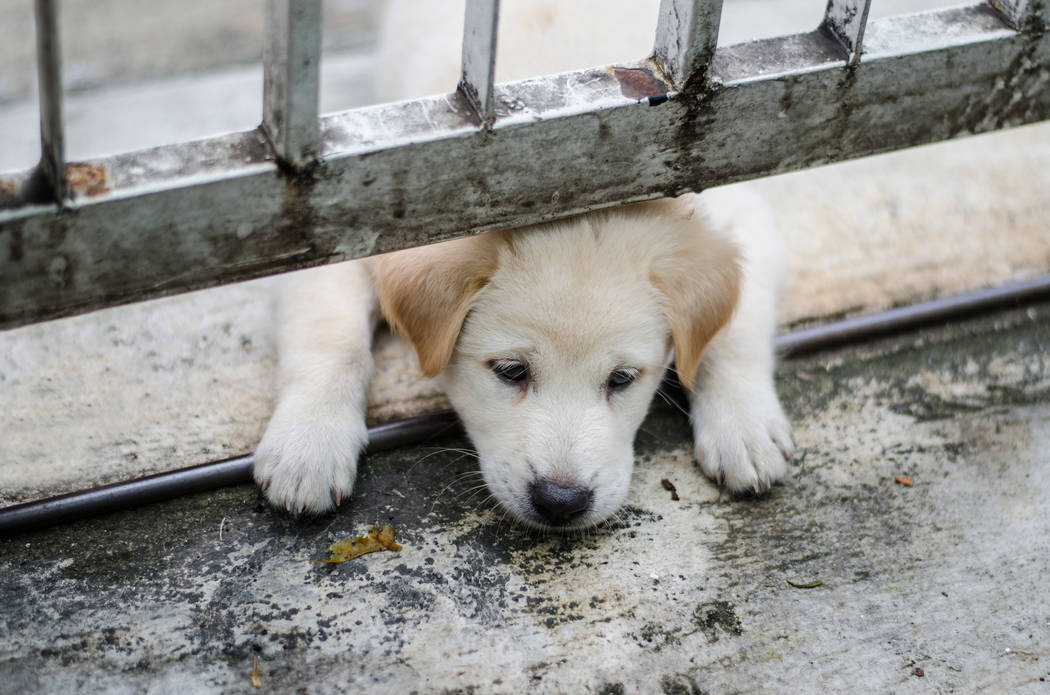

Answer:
[325,525,403,563]
[786,578,824,589]
[250,654,262,689]
[660,478,680,501]
[894,475,914,487]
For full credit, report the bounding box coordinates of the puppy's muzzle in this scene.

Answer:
[529,478,593,526]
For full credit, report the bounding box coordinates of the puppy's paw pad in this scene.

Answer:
[253,401,366,514]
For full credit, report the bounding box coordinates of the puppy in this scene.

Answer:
[253,0,793,529]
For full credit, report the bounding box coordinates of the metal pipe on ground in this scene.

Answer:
[2,274,1049,536]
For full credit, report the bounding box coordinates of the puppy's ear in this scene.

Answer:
[650,218,741,391]
[372,234,500,377]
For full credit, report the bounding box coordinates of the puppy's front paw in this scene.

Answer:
[691,384,794,493]
[253,397,367,514]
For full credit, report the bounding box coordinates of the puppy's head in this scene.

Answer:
[375,198,739,529]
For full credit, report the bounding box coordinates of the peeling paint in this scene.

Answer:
[66,163,110,198]
[611,66,670,100]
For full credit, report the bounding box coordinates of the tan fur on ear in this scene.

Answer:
[371,234,501,377]
[650,213,741,391]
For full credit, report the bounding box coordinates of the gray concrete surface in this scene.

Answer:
[1,2,1049,691]
[2,302,1048,693]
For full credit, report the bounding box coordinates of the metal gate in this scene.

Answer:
[1,0,1048,330]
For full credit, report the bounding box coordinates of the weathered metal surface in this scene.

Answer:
[989,0,1048,29]
[822,0,873,65]
[459,0,501,125]
[262,0,322,166]
[1,3,1049,329]
[27,0,66,204]
[653,0,724,87]
[862,4,1015,56]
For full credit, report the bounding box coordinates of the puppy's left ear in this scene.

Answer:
[650,218,741,391]
[372,233,500,377]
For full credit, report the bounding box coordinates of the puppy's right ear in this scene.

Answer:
[372,234,500,377]
[648,206,741,392]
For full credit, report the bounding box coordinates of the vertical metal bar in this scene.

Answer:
[988,0,1049,31]
[822,0,874,66]
[263,0,322,166]
[459,0,500,126]
[31,0,66,203]
[653,0,724,88]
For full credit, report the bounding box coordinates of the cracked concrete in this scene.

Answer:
[2,302,1048,693]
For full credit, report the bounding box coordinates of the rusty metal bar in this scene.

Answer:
[459,0,501,125]
[822,0,874,65]
[1,3,1047,330]
[26,0,67,204]
[5,274,1050,535]
[263,0,323,166]
[653,0,724,87]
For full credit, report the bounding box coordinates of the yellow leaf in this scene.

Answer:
[250,654,262,689]
[325,525,403,563]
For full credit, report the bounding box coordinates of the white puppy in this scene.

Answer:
[253,0,793,528]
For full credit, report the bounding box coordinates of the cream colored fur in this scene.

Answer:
[253,0,793,524]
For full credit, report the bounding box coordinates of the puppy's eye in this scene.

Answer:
[490,360,529,385]
[606,369,637,391]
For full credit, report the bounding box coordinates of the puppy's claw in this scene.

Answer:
[334,489,342,508]
[260,478,271,493]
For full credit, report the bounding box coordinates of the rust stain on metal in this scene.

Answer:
[67,162,110,198]
[611,66,669,100]
[0,177,19,207]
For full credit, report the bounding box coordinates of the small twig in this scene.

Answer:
[219,516,227,541]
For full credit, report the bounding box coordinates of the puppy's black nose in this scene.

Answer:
[530,479,593,526]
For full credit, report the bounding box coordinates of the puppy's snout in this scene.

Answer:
[529,478,593,526]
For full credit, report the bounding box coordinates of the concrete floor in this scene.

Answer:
[2,302,1048,693]
[2,1,1049,692]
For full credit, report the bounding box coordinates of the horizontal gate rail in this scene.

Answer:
[1,1,1048,329]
